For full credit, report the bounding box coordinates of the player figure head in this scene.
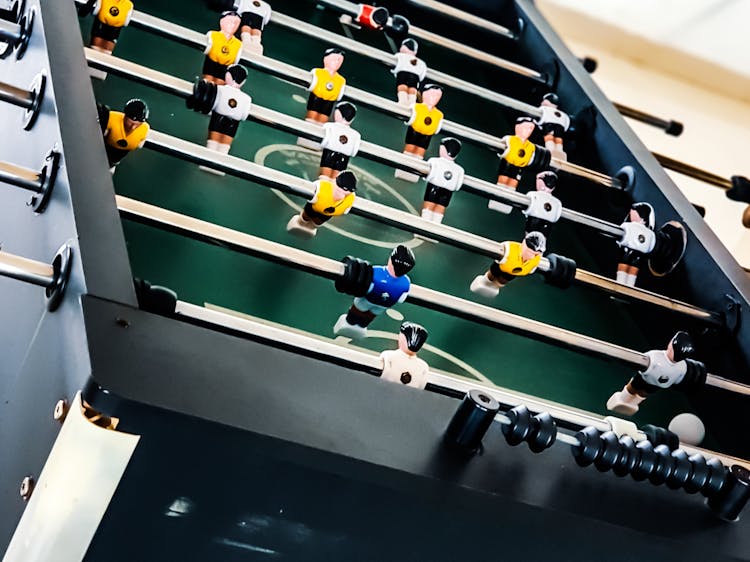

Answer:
[536,171,558,193]
[333,170,357,197]
[439,137,461,160]
[333,101,357,125]
[219,11,241,36]
[225,64,248,88]
[400,38,418,55]
[420,84,443,108]
[388,244,415,277]
[628,202,655,229]
[522,231,546,259]
[399,321,428,355]
[515,116,536,140]
[541,92,560,108]
[123,99,149,131]
[667,331,695,362]
[323,48,345,73]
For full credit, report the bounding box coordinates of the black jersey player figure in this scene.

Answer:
[334,245,415,339]
[392,38,427,107]
[616,202,655,287]
[236,0,271,54]
[607,331,706,416]
[469,231,545,298]
[81,0,134,80]
[420,137,464,224]
[202,11,243,85]
[286,171,357,238]
[488,117,549,214]
[379,321,430,389]
[298,48,347,149]
[522,171,562,239]
[100,98,150,172]
[187,64,252,176]
[536,93,570,162]
[395,84,444,183]
[318,101,361,180]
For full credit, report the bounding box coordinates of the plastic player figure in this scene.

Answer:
[392,38,427,107]
[420,137,464,224]
[523,171,562,238]
[489,117,548,214]
[536,93,570,161]
[469,231,545,298]
[304,48,346,124]
[286,170,357,238]
[616,202,655,287]
[334,245,415,339]
[236,0,271,54]
[100,98,150,172]
[86,0,134,80]
[202,11,243,85]
[192,64,253,175]
[380,321,430,389]
[395,84,444,183]
[353,4,389,30]
[318,102,361,180]
[607,331,706,416]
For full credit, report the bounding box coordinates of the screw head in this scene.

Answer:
[53,399,68,422]
[19,476,34,500]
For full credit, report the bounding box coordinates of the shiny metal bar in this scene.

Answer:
[0,17,20,43]
[405,0,517,40]
[270,12,541,116]
[176,300,750,468]
[0,80,34,109]
[124,11,620,188]
[613,103,683,137]
[0,161,41,192]
[0,251,55,288]
[653,152,733,190]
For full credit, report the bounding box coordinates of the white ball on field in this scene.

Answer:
[668,413,705,446]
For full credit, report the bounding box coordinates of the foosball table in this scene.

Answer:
[1,0,749,560]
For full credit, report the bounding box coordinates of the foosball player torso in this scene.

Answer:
[420,137,464,224]
[202,11,243,85]
[470,231,545,298]
[100,98,150,172]
[286,170,357,238]
[318,101,361,180]
[380,321,430,389]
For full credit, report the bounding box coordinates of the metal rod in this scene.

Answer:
[653,152,733,190]
[117,196,749,398]
[0,161,41,192]
[613,103,683,137]
[269,11,541,116]
[123,10,621,188]
[0,17,20,43]
[0,251,54,288]
[175,299,750,469]
[85,49,722,326]
[404,0,517,40]
[0,80,33,109]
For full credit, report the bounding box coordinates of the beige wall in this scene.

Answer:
[537,1,750,268]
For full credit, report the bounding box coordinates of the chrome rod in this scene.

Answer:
[0,80,33,109]
[653,152,734,190]
[0,17,20,43]
[269,12,541,116]
[404,0,517,40]
[0,251,54,288]
[124,10,621,188]
[0,161,41,192]
[175,300,750,469]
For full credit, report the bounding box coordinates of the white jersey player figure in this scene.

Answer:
[235,0,271,54]
[421,137,464,224]
[536,93,570,161]
[523,171,562,239]
[318,101,362,180]
[607,332,701,416]
[379,321,430,389]
[392,38,427,107]
[201,64,252,176]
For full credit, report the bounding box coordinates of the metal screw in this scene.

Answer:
[53,399,68,422]
[19,476,34,501]
[115,317,130,328]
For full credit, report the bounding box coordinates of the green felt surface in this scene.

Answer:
[82,0,715,445]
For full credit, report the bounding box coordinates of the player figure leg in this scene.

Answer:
[334,298,381,339]
[240,12,264,55]
[395,129,428,183]
[470,262,515,298]
[287,203,329,239]
[488,160,519,214]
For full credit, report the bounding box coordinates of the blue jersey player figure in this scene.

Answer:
[333,245,416,339]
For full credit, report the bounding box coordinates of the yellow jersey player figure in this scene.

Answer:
[379,322,430,390]
[392,38,427,107]
[298,48,347,149]
[236,0,271,55]
[469,231,545,298]
[85,0,134,80]
[395,84,444,183]
[489,116,549,214]
[286,170,357,238]
[100,98,150,173]
[202,11,243,85]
